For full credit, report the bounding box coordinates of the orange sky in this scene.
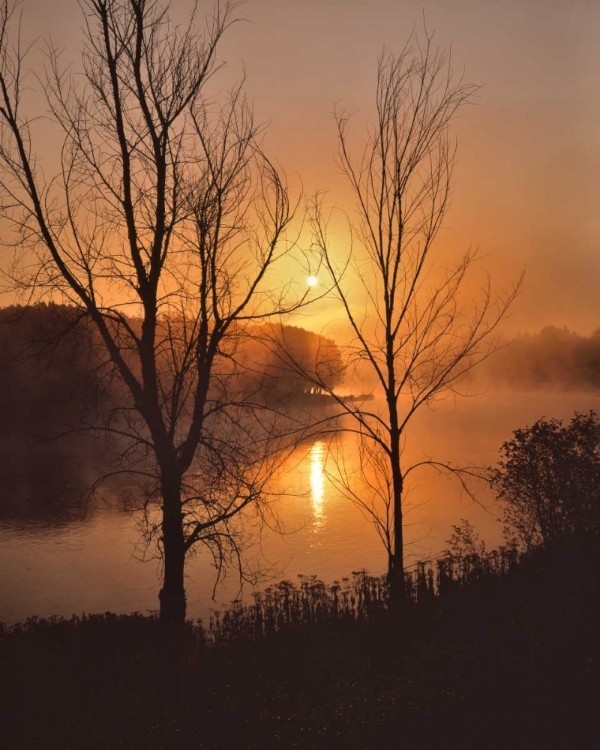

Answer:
[5,0,600,335]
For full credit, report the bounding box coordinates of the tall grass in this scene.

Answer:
[2,534,591,655]
[207,541,525,645]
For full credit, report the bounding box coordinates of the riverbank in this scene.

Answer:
[2,537,596,748]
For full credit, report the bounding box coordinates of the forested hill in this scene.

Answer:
[0,304,104,441]
[470,326,600,390]
[0,304,344,442]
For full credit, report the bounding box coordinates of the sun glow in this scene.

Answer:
[307,275,318,288]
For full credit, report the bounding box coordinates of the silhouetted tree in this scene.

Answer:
[309,30,520,599]
[0,0,309,623]
[492,411,600,549]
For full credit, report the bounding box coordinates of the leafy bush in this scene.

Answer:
[491,411,600,549]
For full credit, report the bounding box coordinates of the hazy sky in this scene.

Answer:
[8,0,600,334]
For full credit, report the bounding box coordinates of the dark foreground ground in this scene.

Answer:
[1,540,597,749]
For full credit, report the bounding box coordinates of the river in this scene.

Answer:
[1,391,598,624]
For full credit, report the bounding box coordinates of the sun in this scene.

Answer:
[307,275,318,288]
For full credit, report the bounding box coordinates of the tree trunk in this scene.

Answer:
[159,479,187,624]
[388,493,405,603]
[388,430,405,606]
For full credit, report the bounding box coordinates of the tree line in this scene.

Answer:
[471,326,600,390]
[0,303,344,439]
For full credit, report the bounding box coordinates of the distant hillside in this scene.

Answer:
[0,304,107,440]
[0,305,345,440]
[471,326,600,390]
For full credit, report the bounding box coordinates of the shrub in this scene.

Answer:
[491,411,600,549]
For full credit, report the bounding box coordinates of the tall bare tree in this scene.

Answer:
[308,31,520,598]
[0,0,309,623]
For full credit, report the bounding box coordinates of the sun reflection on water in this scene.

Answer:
[309,440,326,528]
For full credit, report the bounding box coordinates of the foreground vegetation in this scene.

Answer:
[2,532,596,748]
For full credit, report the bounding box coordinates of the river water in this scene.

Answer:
[1,391,598,624]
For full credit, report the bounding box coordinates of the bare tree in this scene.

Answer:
[0,0,310,623]
[307,31,521,598]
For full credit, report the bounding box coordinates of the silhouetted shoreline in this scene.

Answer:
[2,535,596,748]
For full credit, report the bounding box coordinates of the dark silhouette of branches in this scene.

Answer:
[303,29,521,597]
[0,0,313,623]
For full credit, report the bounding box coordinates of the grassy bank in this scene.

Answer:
[1,537,597,749]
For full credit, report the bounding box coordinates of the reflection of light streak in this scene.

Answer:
[309,440,326,527]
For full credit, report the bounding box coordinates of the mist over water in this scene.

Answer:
[2,389,599,625]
